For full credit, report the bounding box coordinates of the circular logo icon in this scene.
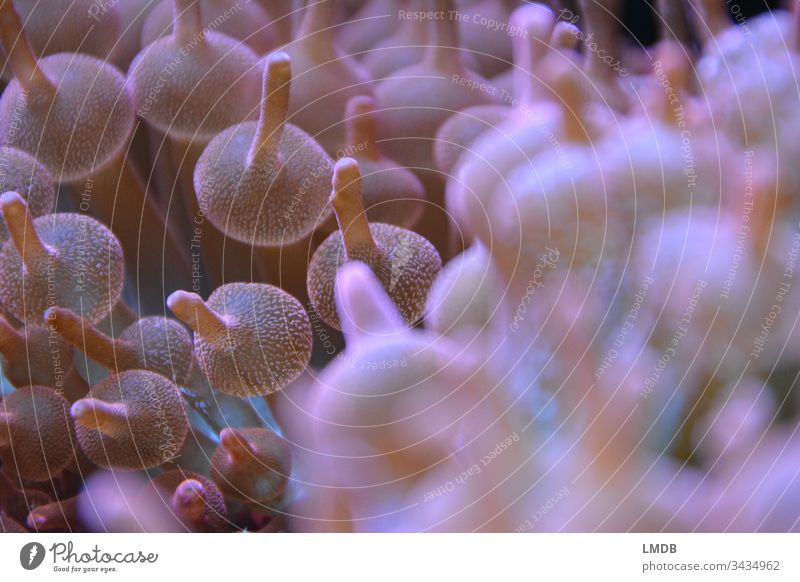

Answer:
[20,542,46,570]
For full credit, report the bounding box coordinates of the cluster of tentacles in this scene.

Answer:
[2,0,800,533]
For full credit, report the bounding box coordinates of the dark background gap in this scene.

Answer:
[622,0,782,46]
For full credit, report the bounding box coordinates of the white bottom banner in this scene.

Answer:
[0,534,797,581]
